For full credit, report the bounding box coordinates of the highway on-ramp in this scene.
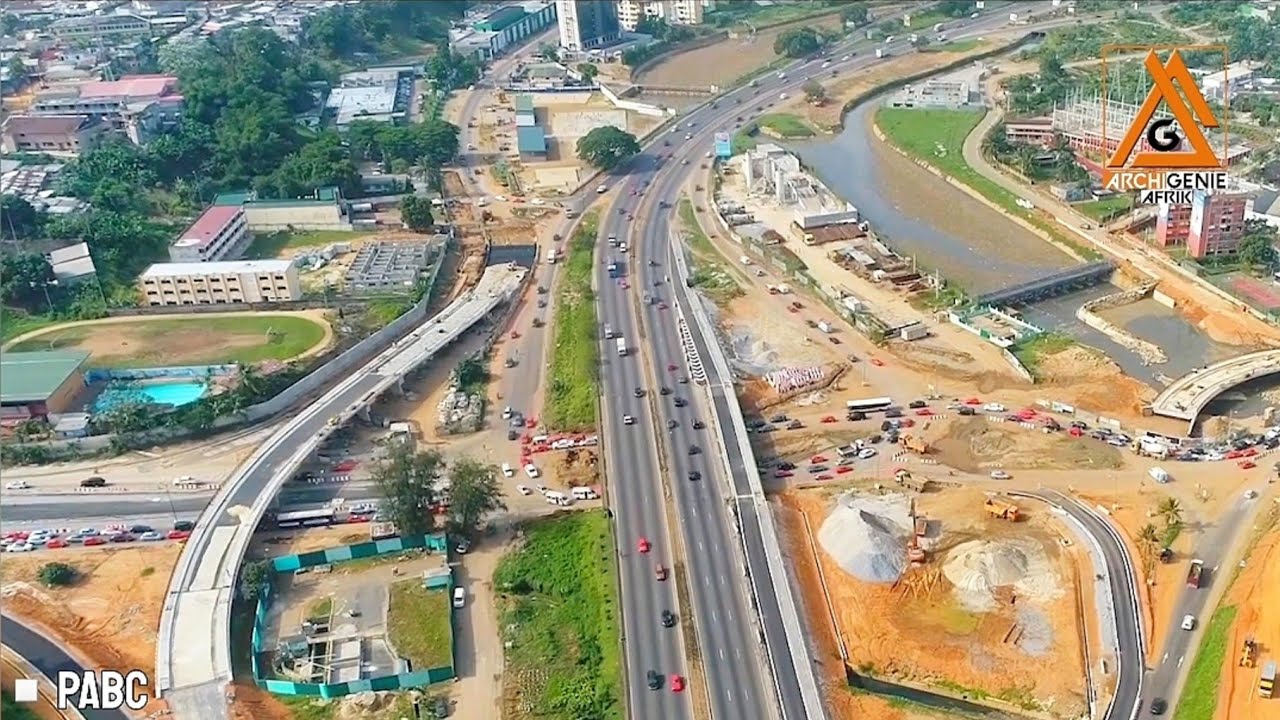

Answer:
[2,615,129,720]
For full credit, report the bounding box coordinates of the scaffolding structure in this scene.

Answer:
[1050,91,1173,158]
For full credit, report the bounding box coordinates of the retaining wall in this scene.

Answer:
[1000,348,1035,383]
[599,82,673,118]
[1076,283,1167,365]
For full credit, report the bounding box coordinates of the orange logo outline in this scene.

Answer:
[1105,48,1224,171]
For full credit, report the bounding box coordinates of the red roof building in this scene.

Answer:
[169,205,251,263]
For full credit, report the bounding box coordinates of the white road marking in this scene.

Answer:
[1178,655,1185,668]
[1162,652,1169,664]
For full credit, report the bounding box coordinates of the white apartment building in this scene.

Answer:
[168,205,250,263]
[616,0,715,30]
[138,260,302,307]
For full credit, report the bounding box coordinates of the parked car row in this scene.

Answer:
[1,522,194,553]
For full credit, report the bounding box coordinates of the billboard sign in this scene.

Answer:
[714,132,732,158]
[1102,46,1230,205]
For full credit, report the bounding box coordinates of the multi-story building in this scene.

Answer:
[1002,117,1056,146]
[1155,202,1193,247]
[50,13,152,41]
[169,206,251,263]
[138,260,302,307]
[1186,190,1251,259]
[454,1,557,60]
[31,74,184,146]
[213,187,352,232]
[0,115,107,156]
[556,0,621,52]
[616,0,714,31]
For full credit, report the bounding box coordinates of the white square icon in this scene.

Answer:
[13,678,38,703]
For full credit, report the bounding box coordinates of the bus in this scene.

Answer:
[271,507,346,529]
[846,397,893,413]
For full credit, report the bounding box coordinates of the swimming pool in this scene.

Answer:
[94,381,208,412]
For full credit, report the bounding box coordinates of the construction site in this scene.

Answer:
[780,482,1091,719]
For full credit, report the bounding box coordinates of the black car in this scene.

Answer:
[80,476,107,488]
[770,414,788,423]
[778,462,796,471]
[129,525,153,535]
[674,398,687,407]
[173,520,195,532]
[660,386,672,395]
[678,375,689,384]
[688,471,701,481]
[1149,698,1167,715]
[667,419,678,430]
[507,429,519,440]
[884,408,903,418]
[662,609,677,627]
[747,418,766,428]
[957,406,976,416]
[693,420,705,429]
[634,387,645,398]
[880,420,894,432]
[688,445,701,455]
[849,411,867,421]
[908,400,927,409]
[109,533,134,543]
[647,670,662,690]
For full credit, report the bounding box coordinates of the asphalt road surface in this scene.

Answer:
[1138,494,1258,716]
[1,615,130,720]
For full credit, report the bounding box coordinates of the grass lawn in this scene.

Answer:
[1010,332,1075,379]
[876,107,1102,261]
[678,199,744,305]
[495,511,621,720]
[245,230,374,259]
[931,38,983,53]
[545,212,601,432]
[1174,604,1237,720]
[386,580,454,671]
[8,315,328,368]
[0,312,61,343]
[756,113,814,138]
[1076,195,1133,222]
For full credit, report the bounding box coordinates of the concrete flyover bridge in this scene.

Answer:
[155,263,527,719]
[971,261,1114,307]
[1151,349,1280,431]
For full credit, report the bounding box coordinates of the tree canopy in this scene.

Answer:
[576,126,641,171]
[373,446,445,536]
[445,457,506,538]
[773,27,822,59]
[400,195,435,232]
[299,2,465,61]
[1238,221,1279,270]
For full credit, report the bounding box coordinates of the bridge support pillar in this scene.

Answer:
[394,375,407,397]
[358,405,372,424]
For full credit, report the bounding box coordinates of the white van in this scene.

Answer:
[524,463,540,479]
[501,463,514,478]
[1149,467,1170,484]
[544,490,569,506]
[452,587,466,608]
[571,486,599,500]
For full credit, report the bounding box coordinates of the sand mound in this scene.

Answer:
[943,538,1063,611]
[817,493,911,584]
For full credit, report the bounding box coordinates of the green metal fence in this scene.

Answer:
[251,533,456,697]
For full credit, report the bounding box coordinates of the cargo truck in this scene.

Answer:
[1261,660,1276,698]
[1187,559,1205,588]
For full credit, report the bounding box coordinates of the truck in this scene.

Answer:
[984,498,1020,521]
[933,22,944,32]
[817,320,833,333]
[349,202,374,214]
[1186,559,1205,588]
[616,337,627,356]
[1261,660,1276,698]
[875,48,886,59]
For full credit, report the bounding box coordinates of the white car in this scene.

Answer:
[618,242,628,253]
[857,448,877,460]
[523,463,540,479]
[623,414,635,425]
[535,484,550,495]
[26,535,50,546]
[4,481,30,490]
[779,92,788,100]
[596,185,608,194]
[516,485,533,496]
[502,406,513,420]
[777,72,787,79]
[1181,614,1196,631]
[983,402,1006,413]
[6,543,34,553]
[989,470,1011,480]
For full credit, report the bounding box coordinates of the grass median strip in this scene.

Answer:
[678,199,744,306]
[875,107,1102,261]
[1174,604,1237,720]
[496,511,622,720]
[546,211,601,432]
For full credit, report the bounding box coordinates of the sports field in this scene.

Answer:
[5,313,332,368]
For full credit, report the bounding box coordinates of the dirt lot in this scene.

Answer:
[1218,510,1280,720]
[780,484,1088,718]
[0,545,180,716]
[636,15,844,88]
[933,416,1125,473]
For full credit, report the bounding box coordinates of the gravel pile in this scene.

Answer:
[727,327,781,375]
[817,493,911,584]
[943,538,1063,611]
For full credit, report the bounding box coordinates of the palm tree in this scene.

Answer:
[1156,497,1183,528]
[1136,522,1160,573]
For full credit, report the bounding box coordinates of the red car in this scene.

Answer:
[869,358,884,367]
[667,363,677,372]
[671,675,685,693]
[620,279,630,289]
[835,467,852,475]
[658,302,668,310]
[914,408,934,416]
[167,530,191,540]
[821,415,837,423]
[637,537,651,553]
[1240,460,1257,469]
[84,536,107,546]
[816,475,833,481]
[45,538,68,549]
[964,398,982,405]
[811,455,828,464]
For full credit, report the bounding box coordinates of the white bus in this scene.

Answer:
[616,337,627,356]
[846,397,893,413]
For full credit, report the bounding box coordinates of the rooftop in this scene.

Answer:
[78,74,178,99]
[0,350,91,404]
[326,84,398,125]
[474,4,526,32]
[214,187,341,208]
[174,205,243,249]
[141,259,293,278]
[2,114,93,135]
[514,94,535,114]
[516,125,547,153]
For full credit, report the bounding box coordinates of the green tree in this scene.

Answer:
[802,79,826,104]
[576,62,599,82]
[239,560,269,600]
[576,126,641,171]
[445,457,506,539]
[773,27,822,58]
[0,254,55,311]
[37,562,77,587]
[1238,221,1279,269]
[0,195,40,240]
[400,195,435,232]
[261,131,361,199]
[1156,496,1183,528]
[537,42,559,62]
[413,118,461,166]
[426,46,481,91]
[455,356,487,389]
[373,446,444,536]
[841,5,870,27]
[939,0,973,18]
